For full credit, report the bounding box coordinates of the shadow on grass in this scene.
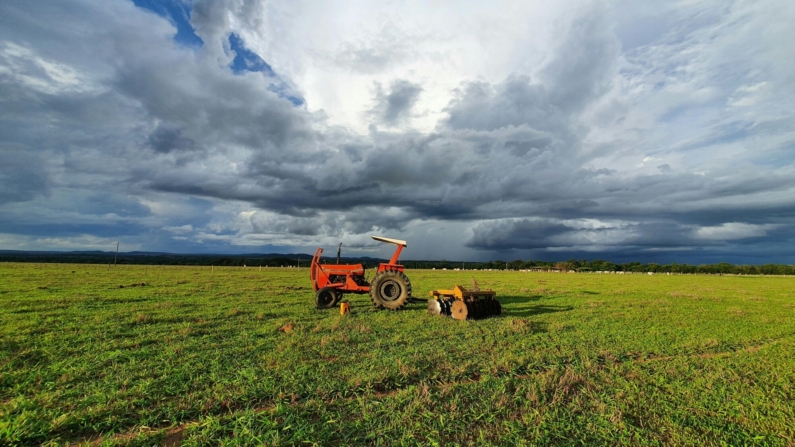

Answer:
[498,295,543,304]
[505,305,574,318]
[498,295,574,318]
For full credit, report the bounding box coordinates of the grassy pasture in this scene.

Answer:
[1,263,794,446]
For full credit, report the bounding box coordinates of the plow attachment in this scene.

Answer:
[428,283,501,320]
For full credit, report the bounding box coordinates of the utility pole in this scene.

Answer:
[114,242,119,266]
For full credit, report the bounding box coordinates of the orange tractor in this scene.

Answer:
[309,236,413,310]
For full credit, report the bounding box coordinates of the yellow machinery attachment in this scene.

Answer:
[428,283,501,320]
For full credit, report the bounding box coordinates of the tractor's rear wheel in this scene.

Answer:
[370,270,412,310]
[315,287,341,309]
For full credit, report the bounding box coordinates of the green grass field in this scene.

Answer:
[1,263,793,446]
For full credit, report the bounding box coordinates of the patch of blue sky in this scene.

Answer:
[229,33,305,107]
[132,0,203,47]
[267,84,306,107]
[228,33,274,76]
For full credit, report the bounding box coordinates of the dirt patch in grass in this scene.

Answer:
[68,423,191,447]
[162,425,186,447]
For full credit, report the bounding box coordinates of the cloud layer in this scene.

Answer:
[1,0,794,263]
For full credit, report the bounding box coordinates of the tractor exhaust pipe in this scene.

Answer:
[337,243,342,264]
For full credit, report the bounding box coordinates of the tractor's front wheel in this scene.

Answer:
[370,270,412,310]
[315,287,341,309]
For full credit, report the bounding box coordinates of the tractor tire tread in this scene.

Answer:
[369,270,412,310]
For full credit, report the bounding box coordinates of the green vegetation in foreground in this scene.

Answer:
[1,263,794,446]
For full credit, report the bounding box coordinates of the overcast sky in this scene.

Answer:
[1,0,794,263]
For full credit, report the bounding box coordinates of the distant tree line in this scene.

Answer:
[1,252,793,275]
[406,259,794,275]
[401,259,794,275]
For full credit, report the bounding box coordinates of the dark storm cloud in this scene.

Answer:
[70,193,152,218]
[467,219,574,250]
[466,219,743,252]
[443,77,566,136]
[0,146,48,204]
[369,79,423,126]
[148,123,196,153]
